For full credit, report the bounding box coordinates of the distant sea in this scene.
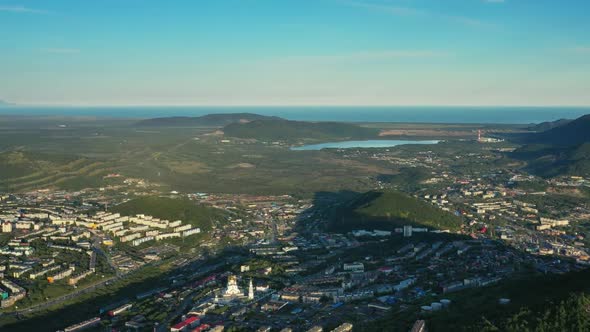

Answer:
[0,106,589,124]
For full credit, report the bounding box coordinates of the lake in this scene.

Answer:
[291,140,440,151]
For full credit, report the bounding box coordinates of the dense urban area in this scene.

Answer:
[1,114,589,332]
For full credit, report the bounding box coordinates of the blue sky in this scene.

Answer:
[0,0,589,106]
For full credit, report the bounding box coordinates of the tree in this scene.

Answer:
[479,317,500,332]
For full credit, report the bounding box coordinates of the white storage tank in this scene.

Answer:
[440,299,452,307]
[431,302,442,311]
[421,305,432,312]
[499,298,511,305]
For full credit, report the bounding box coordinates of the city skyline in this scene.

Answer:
[1,0,589,106]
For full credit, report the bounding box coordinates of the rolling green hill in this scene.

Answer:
[222,119,379,142]
[327,190,461,232]
[0,151,112,192]
[135,113,282,127]
[0,151,43,180]
[111,196,226,231]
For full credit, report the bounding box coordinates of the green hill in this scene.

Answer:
[0,151,43,180]
[222,119,379,142]
[0,151,107,192]
[523,114,590,146]
[513,143,590,177]
[111,196,226,231]
[513,114,590,177]
[327,190,461,232]
[135,113,282,127]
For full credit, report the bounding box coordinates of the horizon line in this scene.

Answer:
[3,103,590,108]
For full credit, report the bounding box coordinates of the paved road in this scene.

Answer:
[90,233,120,277]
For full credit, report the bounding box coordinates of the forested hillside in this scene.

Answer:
[223,119,379,142]
[112,196,227,231]
[327,190,461,232]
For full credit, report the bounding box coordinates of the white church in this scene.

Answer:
[215,275,255,304]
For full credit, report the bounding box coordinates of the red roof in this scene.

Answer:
[184,316,199,324]
[171,316,200,330]
[171,322,188,330]
[191,324,210,332]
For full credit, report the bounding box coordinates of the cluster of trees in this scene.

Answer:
[378,167,432,191]
[239,258,285,277]
[477,293,590,332]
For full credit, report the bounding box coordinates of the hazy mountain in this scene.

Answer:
[513,114,590,177]
[136,113,283,127]
[523,114,590,146]
[527,118,572,132]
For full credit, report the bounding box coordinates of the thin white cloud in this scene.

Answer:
[41,48,81,54]
[270,50,451,67]
[0,5,49,14]
[569,46,590,54]
[288,50,449,61]
[342,1,427,17]
[340,0,495,28]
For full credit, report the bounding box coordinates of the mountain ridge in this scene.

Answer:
[523,114,590,146]
[135,113,283,127]
[527,118,572,132]
[513,114,590,177]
